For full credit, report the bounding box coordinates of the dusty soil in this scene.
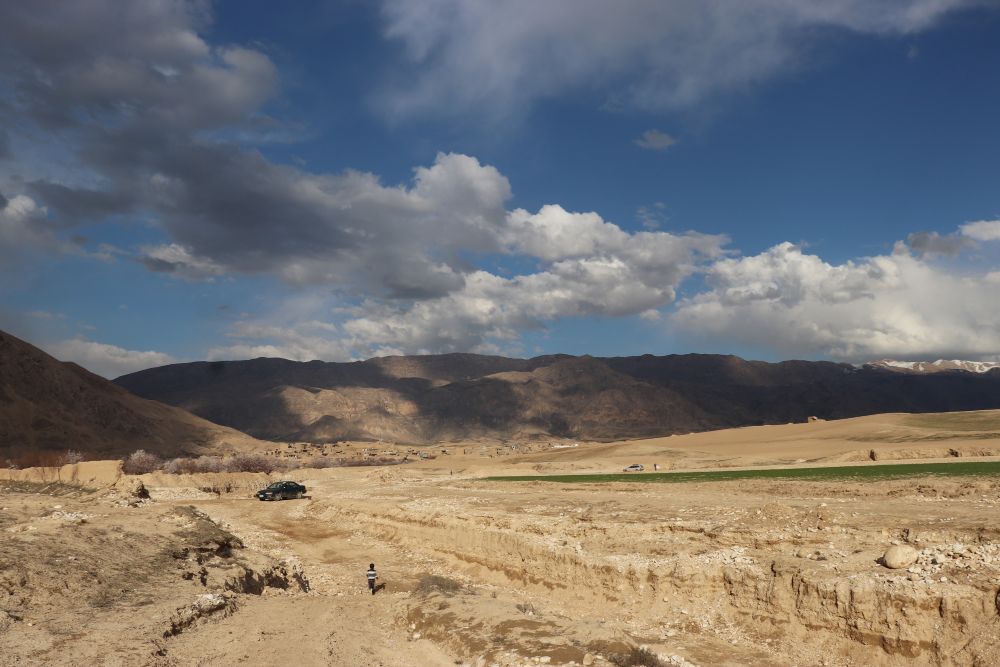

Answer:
[3,411,1000,666]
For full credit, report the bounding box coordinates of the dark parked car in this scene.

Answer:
[256,481,306,501]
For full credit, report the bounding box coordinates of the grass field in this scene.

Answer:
[485,460,1000,484]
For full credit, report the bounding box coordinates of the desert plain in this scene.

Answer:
[3,410,1000,667]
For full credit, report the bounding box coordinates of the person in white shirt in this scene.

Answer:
[367,563,378,595]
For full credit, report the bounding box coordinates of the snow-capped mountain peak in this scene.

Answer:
[867,359,1000,374]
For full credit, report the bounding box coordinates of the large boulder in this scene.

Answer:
[882,545,918,569]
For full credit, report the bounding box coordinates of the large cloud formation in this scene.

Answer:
[672,239,1000,361]
[2,1,998,369]
[0,0,727,362]
[376,0,980,119]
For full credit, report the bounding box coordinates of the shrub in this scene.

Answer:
[305,456,342,469]
[222,453,287,473]
[2,448,77,468]
[194,455,224,473]
[163,458,194,475]
[153,452,412,475]
[122,449,163,474]
[338,457,405,467]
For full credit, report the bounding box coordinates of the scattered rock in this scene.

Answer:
[126,478,150,499]
[582,654,595,666]
[882,545,918,569]
[193,593,228,613]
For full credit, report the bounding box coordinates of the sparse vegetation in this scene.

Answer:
[2,448,90,469]
[163,455,226,474]
[332,457,405,467]
[224,452,282,473]
[139,452,409,475]
[198,483,234,495]
[122,449,163,474]
[486,460,1000,484]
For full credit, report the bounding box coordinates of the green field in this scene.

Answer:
[485,460,1000,484]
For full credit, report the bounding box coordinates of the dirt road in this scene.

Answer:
[162,490,456,667]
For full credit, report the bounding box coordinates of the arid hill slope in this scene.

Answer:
[115,352,1000,443]
[0,330,259,460]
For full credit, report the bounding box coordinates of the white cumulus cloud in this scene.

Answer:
[46,338,177,379]
[211,210,728,360]
[672,242,1000,361]
[960,219,1000,241]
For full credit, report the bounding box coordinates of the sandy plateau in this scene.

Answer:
[3,411,1000,666]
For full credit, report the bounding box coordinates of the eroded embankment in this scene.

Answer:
[0,491,309,666]
[313,481,1000,666]
[0,460,123,487]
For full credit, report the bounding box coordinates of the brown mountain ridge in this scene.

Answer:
[114,351,1000,444]
[0,330,259,462]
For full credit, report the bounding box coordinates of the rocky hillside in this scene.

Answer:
[115,351,1000,443]
[0,330,259,462]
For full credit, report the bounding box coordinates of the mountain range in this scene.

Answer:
[114,352,1000,444]
[6,321,1000,453]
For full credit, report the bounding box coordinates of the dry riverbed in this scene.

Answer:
[4,462,1000,666]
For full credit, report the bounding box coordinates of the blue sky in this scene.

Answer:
[2,0,1000,377]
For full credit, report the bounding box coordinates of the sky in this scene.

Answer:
[2,0,1000,378]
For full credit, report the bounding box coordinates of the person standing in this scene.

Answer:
[367,563,378,595]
